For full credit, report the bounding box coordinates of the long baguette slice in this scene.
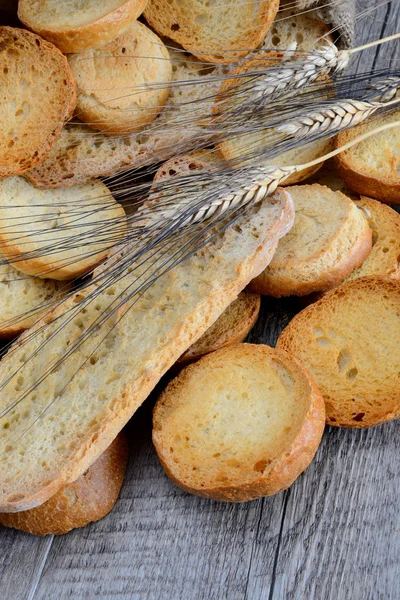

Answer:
[0,188,294,512]
[0,432,128,535]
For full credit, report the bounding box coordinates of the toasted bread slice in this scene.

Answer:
[68,22,172,135]
[306,158,358,199]
[216,54,334,184]
[334,108,400,204]
[0,188,294,512]
[0,26,76,178]
[177,292,261,366]
[153,344,325,501]
[277,277,400,428]
[26,50,229,188]
[261,2,332,51]
[0,177,126,280]
[18,0,148,53]
[0,432,128,535]
[0,262,70,338]
[249,184,372,297]
[345,197,400,281]
[144,0,279,63]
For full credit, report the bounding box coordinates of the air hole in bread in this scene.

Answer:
[347,368,358,380]
[171,23,180,31]
[337,348,351,372]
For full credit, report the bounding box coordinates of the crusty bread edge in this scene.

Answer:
[1,189,294,512]
[18,0,148,53]
[153,344,325,502]
[0,432,128,535]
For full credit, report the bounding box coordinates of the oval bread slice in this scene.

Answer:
[0,262,69,337]
[68,22,172,135]
[177,292,261,366]
[345,197,400,281]
[144,0,279,63]
[0,177,126,280]
[334,108,400,204]
[18,0,148,53]
[153,344,325,502]
[0,26,76,178]
[277,277,400,428]
[0,432,128,535]
[216,54,334,184]
[249,184,372,297]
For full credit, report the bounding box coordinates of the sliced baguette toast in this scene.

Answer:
[144,0,279,63]
[153,344,325,501]
[0,262,69,338]
[68,21,172,135]
[0,432,128,535]
[216,54,334,184]
[249,184,372,297]
[26,50,229,188]
[0,26,76,178]
[177,292,261,366]
[18,0,148,53]
[0,177,127,280]
[334,108,400,204]
[277,277,400,428]
[0,187,294,512]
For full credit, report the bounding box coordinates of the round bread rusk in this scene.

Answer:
[144,0,279,64]
[248,184,372,297]
[0,26,76,178]
[277,277,400,428]
[177,292,261,366]
[153,344,325,502]
[0,433,128,534]
[0,261,70,338]
[0,177,126,280]
[334,108,400,204]
[18,0,148,53]
[216,53,334,184]
[68,21,172,135]
[345,197,400,281]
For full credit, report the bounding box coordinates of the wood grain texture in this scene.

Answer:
[1,2,400,599]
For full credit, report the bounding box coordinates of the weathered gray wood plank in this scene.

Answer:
[33,401,284,600]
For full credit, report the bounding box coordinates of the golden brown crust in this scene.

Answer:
[277,277,400,428]
[69,21,172,135]
[154,344,325,501]
[0,433,128,535]
[177,292,261,366]
[18,0,149,53]
[144,0,279,64]
[0,27,76,178]
[334,113,400,204]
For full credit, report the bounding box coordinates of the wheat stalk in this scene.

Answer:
[277,95,400,138]
[369,76,400,102]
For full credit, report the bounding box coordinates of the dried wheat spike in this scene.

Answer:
[252,43,350,102]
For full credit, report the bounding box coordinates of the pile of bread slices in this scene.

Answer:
[0,1,399,536]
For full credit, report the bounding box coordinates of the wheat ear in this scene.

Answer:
[277,96,400,138]
[165,120,400,229]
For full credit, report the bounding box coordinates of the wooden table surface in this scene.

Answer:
[1,2,400,599]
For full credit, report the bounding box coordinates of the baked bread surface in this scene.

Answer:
[153,344,325,501]
[334,108,400,204]
[249,184,372,296]
[0,177,126,280]
[277,277,400,428]
[0,188,294,512]
[18,0,149,53]
[69,21,172,135]
[0,433,128,535]
[144,0,279,63]
[0,26,76,178]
